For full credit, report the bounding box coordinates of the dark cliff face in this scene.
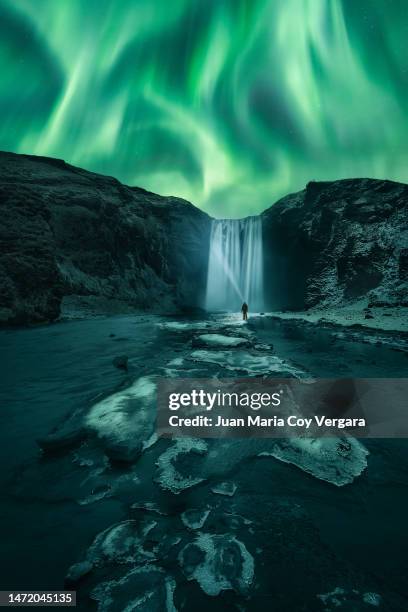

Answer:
[262,178,408,311]
[0,152,211,324]
[2,152,407,324]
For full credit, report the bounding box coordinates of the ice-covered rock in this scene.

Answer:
[77,484,112,505]
[85,519,157,566]
[155,439,208,493]
[166,357,184,367]
[181,508,211,530]
[86,376,156,462]
[65,560,93,585]
[179,533,254,596]
[317,587,381,609]
[259,436,368,486]
[91,566,176,612]
[131,501,167,515]
[211,482,237,497]
[190,349,302,377]
[158,321,213,332]
[193,334,251,348]
[363,593,382,607]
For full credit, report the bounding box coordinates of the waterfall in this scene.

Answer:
[205,216,264,312]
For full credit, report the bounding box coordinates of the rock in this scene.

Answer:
[131,502,167,516]
[112,355,128,370]
[90,567,176,612]
[190,349,303,377]
[155,439,208,493]
[179,533,254,596]
[254,343,273,350]
[258,436,369,486]
[262,178,408,310]
[65,561,93,585]
[158,321,212,332]
[192,334,251,348]
[77,484,112,506]
[166,357,184,367]
[181,508,211,529]
[86,376,156,462]
[317,587,382,609]
[211,482,237,497]
[37,410,87,453]
[0,152,211,325]
[364,313,375,319]
[85,520,157,566]
[76,521,183,607]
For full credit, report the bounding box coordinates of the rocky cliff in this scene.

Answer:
[0,152,211,324]
[262,178,408,311]
[2,152,407,325]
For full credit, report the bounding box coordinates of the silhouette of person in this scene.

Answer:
[241,302,248,321]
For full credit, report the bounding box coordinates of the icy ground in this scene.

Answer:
[270,302,408,334]
[1,313,408,611]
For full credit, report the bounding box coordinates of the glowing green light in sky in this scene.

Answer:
[1,0,408,217]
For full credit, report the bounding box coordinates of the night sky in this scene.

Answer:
[1,0,408,217]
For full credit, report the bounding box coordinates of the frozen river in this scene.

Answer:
[0,313,407,610]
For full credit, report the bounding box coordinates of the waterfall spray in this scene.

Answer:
[205,217,264,312]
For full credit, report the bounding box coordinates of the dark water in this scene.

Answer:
[0,314,407,610]
[0,316,165,591]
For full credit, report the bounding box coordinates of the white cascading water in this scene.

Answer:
[205,216,264,312]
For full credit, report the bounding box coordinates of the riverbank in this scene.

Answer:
[267,302,408,334]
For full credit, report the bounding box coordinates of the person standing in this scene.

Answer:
[241,302,248,321]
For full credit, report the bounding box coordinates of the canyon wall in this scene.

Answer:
[262,178,408,311]
[0,152,211,324]
[1,151,407,325]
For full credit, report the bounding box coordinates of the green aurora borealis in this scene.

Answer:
[1,0,408,217]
